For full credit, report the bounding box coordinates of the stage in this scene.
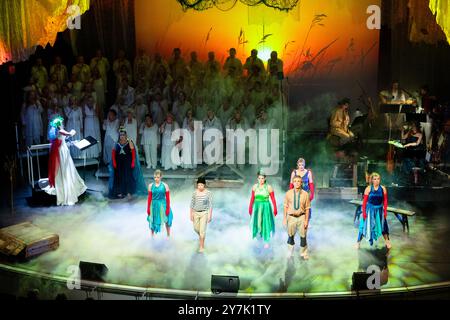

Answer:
[1,173,450,299]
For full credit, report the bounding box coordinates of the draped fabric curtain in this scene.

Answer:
[429,0,450,44]
[408,0,447,44]
[378,0,450,99]
[0,0,90,65]
[72,0,136,62]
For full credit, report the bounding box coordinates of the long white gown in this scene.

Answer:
[44,135,87,206]
[123,118,138,149]
[103,119,119,165]
[22,103,44,146]
[181,117,201,169]
[65,106,84,159]
[83,105,102,159]
[161,122,181,170]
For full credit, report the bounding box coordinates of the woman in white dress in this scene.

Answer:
[255,109,276,168]
[160,113,182,170]
[64,96,84,159]
[58,85,72,109]
[83,97,102,159]
[103,109,120,165]
[22,91,44,147]
[123,108,138,148]
[45,117,87,206]
[92,68,106,114]
[172,91,192,126]
[203,109,223,165]
[134,95,149,132]
[140,114,160,169]
[181,109,200,169]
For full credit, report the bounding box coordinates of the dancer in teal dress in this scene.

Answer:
[146,170,173,237]
[356,172,391,249]
[248,171,278,248]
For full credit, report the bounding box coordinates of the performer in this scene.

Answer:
[328,98,355,144]
[181,109,200,170]
[356,172,391,249]
[190,177,213,253]
[83,97,102,159]
[399,121,425,183]
[283,175,311,259]
[248,170,278,248]
[45,117,87,206]
[140,114,160,169]
[109,129,140,199]
[103,109,120,165]
[64,97,83,159]
[160,113,182,170]
[379,80,407,104]
[289,158,315,219]
[266,51,284,86]
[146,170,173,237]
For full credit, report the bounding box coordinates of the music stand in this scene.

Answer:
[351,114,368,127]
[380,104,417,114]
[405,113,427,123]
[73,136,99,185]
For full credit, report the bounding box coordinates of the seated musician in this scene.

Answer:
[398,121,426,183]
[428,119,450,166]
[328,98,355,145]
[379,80,408,104]
[379,80,409,134]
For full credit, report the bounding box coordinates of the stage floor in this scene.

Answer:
[1,177,450,296]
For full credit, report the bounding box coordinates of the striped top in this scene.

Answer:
[190,190,213,212]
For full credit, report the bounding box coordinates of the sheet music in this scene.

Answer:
[74,139,91,150]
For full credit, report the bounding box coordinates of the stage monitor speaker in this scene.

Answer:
[211,275,240,294]
[351,272,380,292]
[79,261,108,282]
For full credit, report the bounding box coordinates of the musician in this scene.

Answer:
[399,122,425,183]
[428,119,450,166]
[328,98,355,144]
[380,81,408,132]
[416,85,436,146]
[379,81,407,104]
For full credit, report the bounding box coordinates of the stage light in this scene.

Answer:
[258,48,272,62]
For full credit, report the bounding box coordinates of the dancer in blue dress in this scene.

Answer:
[146,170,173,237]
[356,172,391,249]
[289,158,315,219]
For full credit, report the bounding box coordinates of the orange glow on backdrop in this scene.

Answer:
[135,0,380,79]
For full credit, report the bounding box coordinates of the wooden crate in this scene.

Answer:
[0,222,59,259]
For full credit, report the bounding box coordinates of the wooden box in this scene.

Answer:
[0,222,59,259]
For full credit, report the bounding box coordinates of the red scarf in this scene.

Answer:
[48,139,62,187]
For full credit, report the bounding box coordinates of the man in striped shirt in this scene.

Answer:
[190,177,213,253]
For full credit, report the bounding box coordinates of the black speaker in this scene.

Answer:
[352,272,372,291]
[211,275,240,294]
[79,261,108,282]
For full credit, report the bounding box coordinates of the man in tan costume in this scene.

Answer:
[283,175,311,260]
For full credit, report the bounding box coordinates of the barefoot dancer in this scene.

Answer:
[248,170,278,249]
[283,175,311,259]
[356,172,392,249]
[290,158,315,219]
[147,170,173,237]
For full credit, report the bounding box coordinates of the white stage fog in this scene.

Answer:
[2,177,449,295]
